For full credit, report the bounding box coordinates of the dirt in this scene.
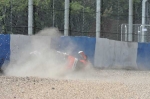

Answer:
[0,69,150,99]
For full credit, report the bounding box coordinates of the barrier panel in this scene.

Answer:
[137,43,150,70]
[94,38,138,69]
[0,34,10,67]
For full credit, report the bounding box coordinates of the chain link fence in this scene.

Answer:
[0,0,150,41]
[69,0,96,37]
[34,0,64,34]
[0,0,64,35]
[0,0,28,34]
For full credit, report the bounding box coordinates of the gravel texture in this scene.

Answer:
[1,70,150,99]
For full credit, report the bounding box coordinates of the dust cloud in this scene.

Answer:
[1,27,93,79]
[2,27,66,78]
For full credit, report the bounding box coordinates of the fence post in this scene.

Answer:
[52,0,55,27]
[28,0,33,35]
[96,0,101,38]
[64,0,70,36]
[141,0,147,42]
[128,0,133,41]
[11,0,13,33]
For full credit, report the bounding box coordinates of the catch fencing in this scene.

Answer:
[121,24,150,42]
[1,0,150,41]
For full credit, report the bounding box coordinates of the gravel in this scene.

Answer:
[1,70,150,99]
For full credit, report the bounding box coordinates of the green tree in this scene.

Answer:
[0,0,142,36]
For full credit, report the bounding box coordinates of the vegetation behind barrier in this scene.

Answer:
[0,0,146,40]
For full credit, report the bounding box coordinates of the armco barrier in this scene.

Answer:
[1,34,150,70]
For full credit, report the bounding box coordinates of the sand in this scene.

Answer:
[0,70,150,99]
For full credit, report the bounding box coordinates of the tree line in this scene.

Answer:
[0,0,141,37]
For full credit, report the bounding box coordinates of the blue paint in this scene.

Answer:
[137,43,150,69]
[0,34,10,67]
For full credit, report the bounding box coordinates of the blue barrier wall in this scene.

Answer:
[2,34,150,70]
[0,34,10,67]
[51,36,96,65]
[137,43,150,69]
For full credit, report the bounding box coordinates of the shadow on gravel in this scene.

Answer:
[0,69,3,76]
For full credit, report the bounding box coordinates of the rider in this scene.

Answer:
[66,51,88,71]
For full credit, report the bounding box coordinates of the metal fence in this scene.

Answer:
[69,0,96,37]
[0,0,28,34]
[0,0,150,41]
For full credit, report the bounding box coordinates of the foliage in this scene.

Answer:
[0,0,142,35]
[102,0,141,19]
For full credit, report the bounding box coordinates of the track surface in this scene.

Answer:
[1,70,150,99]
